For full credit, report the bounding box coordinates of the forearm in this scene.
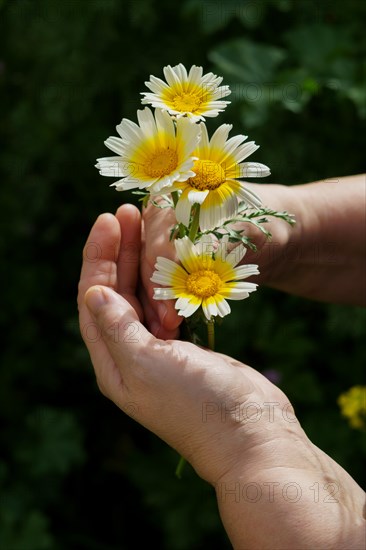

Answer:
[215,438,366,549]
[245,174,366,306]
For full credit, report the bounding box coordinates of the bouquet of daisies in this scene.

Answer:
[96,63,294,350]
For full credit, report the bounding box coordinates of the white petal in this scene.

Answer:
[153,258,187,279]
[199,190,234,231]
[174,63,188,81]
[225,290,249,300]
[240,162,271,178]
[96,164,124,178]
[155,257,178,270]
[196,122,210,158]
[176,117,201,157]
[232,282,258,290]
[187,189,209,205]
[208,124,232,153]
[207,299,218,317]
[144,75,170,94]
[201,72,221,85]
[231,141,259,164]
[195,234,217,256]
[232,265,260,279]
[150,273,175,286]
[188,64,203,84]
[176,296,190,309]
[153,172,180,193]
[175,193,192,227]
[202,298,218,320]
[216,185,238,219]
[211,86,231,99]
[177,300,201,318]
[136,107,157,138]
[116,119,142,143]
[155,108,175,144]
[219,134,248,165]
[104,137,126,156]
[236,185,263,208]
[174,237,202,273]
[153,288,177,300]
[163,65,182,88]
[220,243,247,267]
[216,299,231,317]
[176,169,196,182]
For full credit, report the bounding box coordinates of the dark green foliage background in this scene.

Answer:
[0,0,365,548]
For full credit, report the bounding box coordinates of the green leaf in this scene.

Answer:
[209,38,285,85]
[183,0,267,33]
[284,24,351,74]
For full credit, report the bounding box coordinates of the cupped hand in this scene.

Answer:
[77,204,298,483]
[78,205,365,548]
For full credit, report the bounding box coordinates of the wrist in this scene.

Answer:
[214,434,366,549]
[238,183,300,287]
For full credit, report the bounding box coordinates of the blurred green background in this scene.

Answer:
[1,0,365,548]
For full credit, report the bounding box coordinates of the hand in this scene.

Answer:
[79,205,284,482]
[78,206,365,549]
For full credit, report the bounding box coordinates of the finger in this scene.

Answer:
[139,285,179,340]
[115,204,144,320]
[78,214,121,387]
[141,202,182,332]
[78,213,120,312]
[115,204,141,296]
[84,285,155,405]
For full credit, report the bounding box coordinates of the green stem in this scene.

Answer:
[207,319,215,351]
[171,191,179,207]
[188,204,200,243]
[171,191,186,238]
[175,456,186,479]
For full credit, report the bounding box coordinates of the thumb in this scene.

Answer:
[84,286,179,435]
[85,285,153,370]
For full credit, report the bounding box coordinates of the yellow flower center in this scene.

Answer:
[188,160,226,191]
[172,91,203,112]
[186,269,222,298]
[144,149,178,178]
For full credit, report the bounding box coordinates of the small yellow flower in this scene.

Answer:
[96,107,200,193]
[151,236,259,320]
[338,385,366,429]
[141,64,231,122]
[155,122,270,231]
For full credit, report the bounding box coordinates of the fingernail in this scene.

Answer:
[157,302,167,324]
[85,286,107,314]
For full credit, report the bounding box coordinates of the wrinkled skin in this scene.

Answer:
[78,198,365,549]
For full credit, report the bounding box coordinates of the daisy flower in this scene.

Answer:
[151,236,259,320]
[155,122,270,231]
[141,64,231,122]
[96,107,200,193]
